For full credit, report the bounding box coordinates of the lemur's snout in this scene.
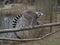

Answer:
[35,12,44,18]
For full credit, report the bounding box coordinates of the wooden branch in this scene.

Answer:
[0,22,60,33]
[0,29,60,41]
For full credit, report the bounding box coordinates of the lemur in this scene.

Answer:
[3,0,14,5]
[12,10,43,38]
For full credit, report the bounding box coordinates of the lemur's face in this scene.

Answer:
[35,12,44,18]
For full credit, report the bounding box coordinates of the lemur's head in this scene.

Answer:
[22,10,44,20]
[35,12,44,19]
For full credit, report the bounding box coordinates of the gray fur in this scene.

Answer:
[15,10,44,38]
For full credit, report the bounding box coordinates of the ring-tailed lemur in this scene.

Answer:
[12,10,43,39]
[3,0,14,5]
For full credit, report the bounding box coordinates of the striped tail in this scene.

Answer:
[12,14,22,28]
[12,14,22,39]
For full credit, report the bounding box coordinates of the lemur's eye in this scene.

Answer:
[38,13,41,16]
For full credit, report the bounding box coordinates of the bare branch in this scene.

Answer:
[0,22,60,33]
[0,29,59,41]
